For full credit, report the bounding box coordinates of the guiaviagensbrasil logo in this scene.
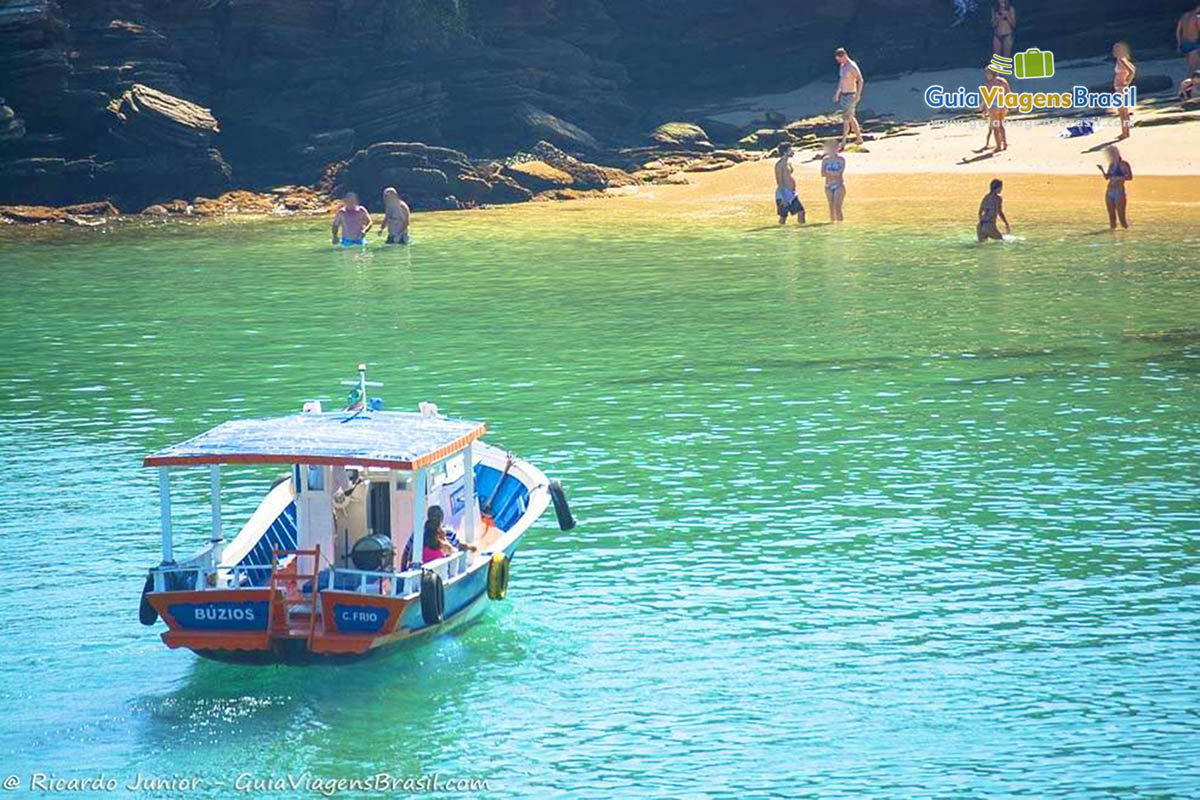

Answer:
[925,45,1135,113]
[988,48,1056,79]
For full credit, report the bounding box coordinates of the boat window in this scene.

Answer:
[368,481,391,537]
[307,465,325,491]
[292,464,302,494]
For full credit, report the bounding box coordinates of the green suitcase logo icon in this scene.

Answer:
[1014,48,1055,79]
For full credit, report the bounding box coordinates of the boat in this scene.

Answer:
[137,365,575,664]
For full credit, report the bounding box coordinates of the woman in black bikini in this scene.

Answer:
[992,0,1016,58]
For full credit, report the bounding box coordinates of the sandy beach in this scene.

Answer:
[507,57,1200,231]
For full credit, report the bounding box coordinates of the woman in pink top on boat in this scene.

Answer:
[400,505,478,566]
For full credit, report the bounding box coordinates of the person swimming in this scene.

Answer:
[378,187,410,245]
[820,139,846,223]
[331,191,371,247]
[1112,42,1136,140]
[977,178,1011,242]
[1097,145,1132,230]
[774,142,806,225]
[992,0,1016,58]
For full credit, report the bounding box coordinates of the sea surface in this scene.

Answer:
[0,213,1198,798]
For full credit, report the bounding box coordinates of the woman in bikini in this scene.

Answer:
[977,178,1010,242]
[1097,145,1132,230]
[1113,42,1136,140]
[992,0,1016,58]
[820,139,847,223]
[981,66,1010,152]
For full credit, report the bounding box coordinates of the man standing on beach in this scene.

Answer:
[774,142,805,225]
[833,48,865,149]
[1178,4,1200,74]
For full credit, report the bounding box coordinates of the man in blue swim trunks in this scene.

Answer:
[331,192,372,246]
[774,142,805,225]
[1178,4,1200,73]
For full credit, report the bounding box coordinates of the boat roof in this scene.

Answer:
[143,411,486,470]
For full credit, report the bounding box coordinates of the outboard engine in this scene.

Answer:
[350,534,394,572]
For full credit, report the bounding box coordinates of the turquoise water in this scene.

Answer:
[1,215,1198,797]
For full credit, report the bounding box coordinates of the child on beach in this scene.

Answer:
[1097,145,1132,230]
[331,192,371,246]
[1112,42,1136,140]
[378,187,410,244]
[774,142,806,225]
[820,140,846,222]
[977,178,1011,242]
[1180,71,1200,102]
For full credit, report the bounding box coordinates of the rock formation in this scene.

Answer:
[327,141,533,210]
[0,0,1182,209]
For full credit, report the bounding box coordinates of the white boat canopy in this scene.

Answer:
[143,411,487,470]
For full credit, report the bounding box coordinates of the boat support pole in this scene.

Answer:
[462,445,476,545]
[158,467,174,565]
[413,467,427,566]
[210,465,224,570]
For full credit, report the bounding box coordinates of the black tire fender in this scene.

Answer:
[420,569,445,625]
[549,480,576,531]
[138,572,159,626]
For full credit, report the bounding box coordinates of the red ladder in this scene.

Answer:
[267,546,322,648]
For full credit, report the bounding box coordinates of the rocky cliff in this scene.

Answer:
[0,0,1182,209]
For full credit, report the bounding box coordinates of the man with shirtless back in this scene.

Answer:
[774,142,805,225]
[1179,4,1200,73]
[833,48,864,149]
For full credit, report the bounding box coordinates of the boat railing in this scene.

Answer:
[326,567,420,597]
[151,550,472,595]
[421,549,470,581]
[152,561,272,591]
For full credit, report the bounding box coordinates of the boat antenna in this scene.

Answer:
[340,363,383,420]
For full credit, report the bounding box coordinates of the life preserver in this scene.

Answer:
[420,569,445,625]
[138,572,158,626]
[487,552,510,600]
[549,480,576,531]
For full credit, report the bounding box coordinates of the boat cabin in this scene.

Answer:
[143,403,489,597]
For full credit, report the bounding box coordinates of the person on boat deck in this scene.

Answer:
[332,467,367,565]
[378,187,410,244]
[331,192,372,246]
[401,504,476,567]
